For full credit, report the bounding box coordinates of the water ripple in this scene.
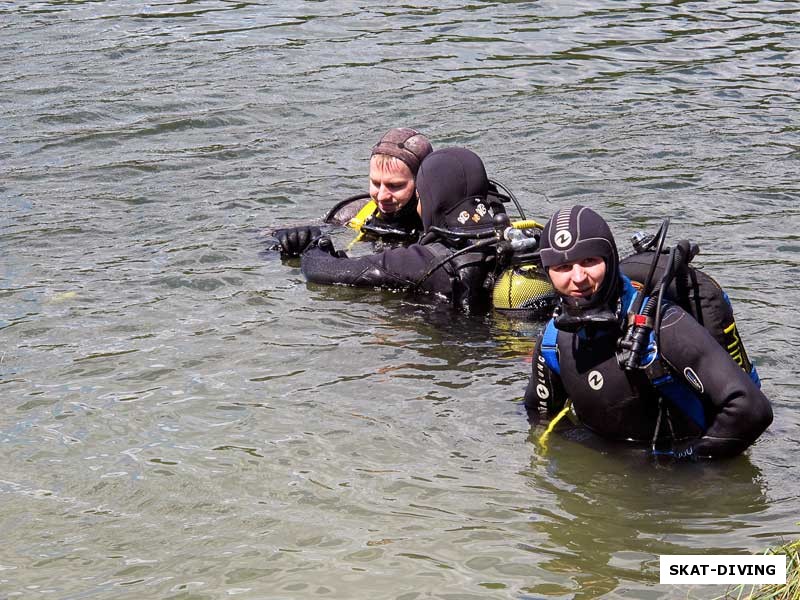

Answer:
[2,1,798,598]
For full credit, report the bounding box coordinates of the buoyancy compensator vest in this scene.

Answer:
[619,244,755,375]
[422,241,497,313]
[540,221,760,439]
[615,225,761,432]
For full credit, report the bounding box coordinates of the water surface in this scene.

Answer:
[2,1,799,598]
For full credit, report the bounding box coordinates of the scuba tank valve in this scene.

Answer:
[504,227,540,252]
[492,213,541,255]
[631,230,655,254]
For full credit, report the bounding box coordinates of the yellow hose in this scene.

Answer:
[345,200,378,250]
[538,400,572,452]
[348,200,378,231]
[345,231,365,251]
[511,219,546,230]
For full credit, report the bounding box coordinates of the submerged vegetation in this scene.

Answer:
[718,539,799,600]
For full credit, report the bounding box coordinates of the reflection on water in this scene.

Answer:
[2,0,799,598]
[523,433,769,598]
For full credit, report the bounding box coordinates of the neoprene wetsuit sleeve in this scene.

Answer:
[524,336,568,423]
[301,243,452,293]
[658,306,773,458]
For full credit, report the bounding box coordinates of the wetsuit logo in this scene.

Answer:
[535,356,549,399]
[723,320,753,372]
[554,230,572,248]
[683,367,704,393]
[588,370,604,390]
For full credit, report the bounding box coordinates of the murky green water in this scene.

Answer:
[2,1,798,598]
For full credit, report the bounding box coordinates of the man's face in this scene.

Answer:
[369,156,415,214]
[547,256,606,299]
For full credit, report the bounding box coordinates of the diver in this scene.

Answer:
[269,130,557,318]
[273,127,433,257]
[300,147,509,313]
[524,205,772,460]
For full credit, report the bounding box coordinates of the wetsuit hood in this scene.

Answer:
[539,205,621,331]
[416,147,492,234]
[371,128,433,175]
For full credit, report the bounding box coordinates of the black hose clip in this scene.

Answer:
[618,312,655,370]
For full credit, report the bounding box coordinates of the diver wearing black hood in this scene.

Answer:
[539,204,622,334]
[274,128,432,257]
[300,147,498,312]
[524,205,772,460]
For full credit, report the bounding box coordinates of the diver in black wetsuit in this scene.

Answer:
[524,205,772,460]
[274,128,432,256]
[300,147,500,313]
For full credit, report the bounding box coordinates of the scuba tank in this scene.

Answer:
[489,214,556,320]
[619,225,755,374]
[485,183,555,318]
[491,264,555,319]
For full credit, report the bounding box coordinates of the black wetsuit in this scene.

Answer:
[301,147,498,312]
[524,277,773,459]
[273,195,422,259]
[358,198,423,250]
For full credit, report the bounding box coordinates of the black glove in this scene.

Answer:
[273,225,322,257]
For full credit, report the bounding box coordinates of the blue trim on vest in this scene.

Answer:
[624,276,708,430]
[649,373,707,431]
[642,327,707,431]
[750,362,761,388]
[541,275,633,377]
[541,319,560,375]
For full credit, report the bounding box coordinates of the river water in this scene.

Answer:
[2,1,798,599]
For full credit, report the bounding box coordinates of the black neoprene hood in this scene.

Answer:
[540,205,618,270]
[539,204,621,311]
[415,147,491,233]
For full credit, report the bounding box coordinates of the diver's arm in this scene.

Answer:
[524,337,568,423]
[300,244,412,288]
[659,306,773,459]
[300,241,447,291]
